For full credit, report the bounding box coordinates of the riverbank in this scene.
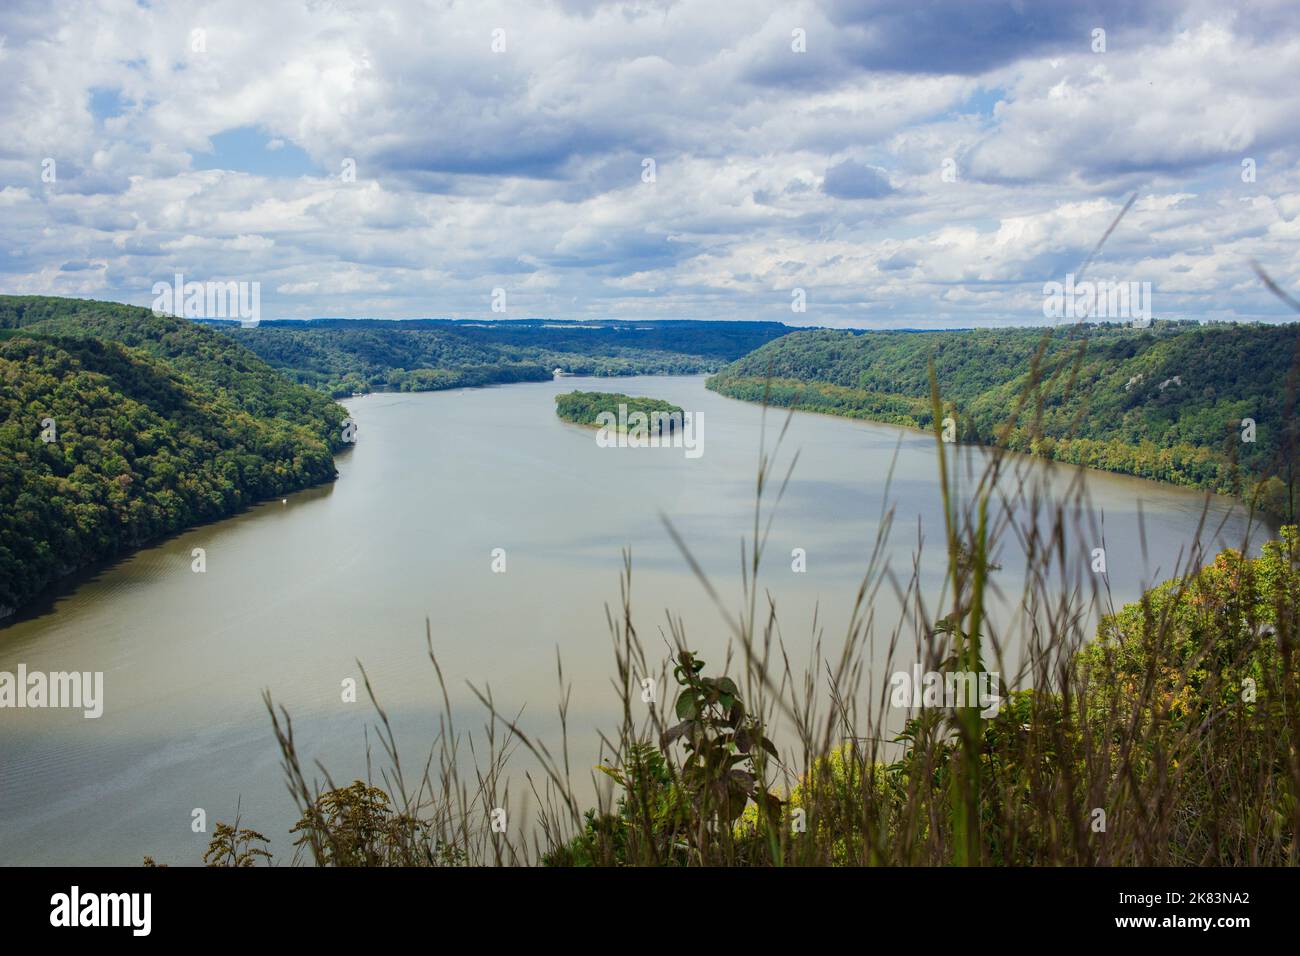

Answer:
[706,370,1291,519]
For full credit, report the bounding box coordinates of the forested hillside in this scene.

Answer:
[0,296,349,619]
[708,322,1300,517]
[217,319,791,397]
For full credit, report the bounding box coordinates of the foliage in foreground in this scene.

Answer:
[551,531,1298,866]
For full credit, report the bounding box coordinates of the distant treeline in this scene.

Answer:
[216,319,792,397]
[0,296,348,619]
[708,321,1300,518]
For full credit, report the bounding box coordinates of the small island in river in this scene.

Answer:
[555,390,684,433]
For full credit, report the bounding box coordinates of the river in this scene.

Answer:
[0,375,1266,864]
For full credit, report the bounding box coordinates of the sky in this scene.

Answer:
[1,0,1298,327]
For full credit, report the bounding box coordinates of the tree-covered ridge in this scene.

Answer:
[0,294,151,331]
[217,319,791,397]
[3,297,349,444]
[217,325,553,396]
[708,321,1300,517]
[555,391,684,430]
[4,297,792,401]
[0,297,349,619]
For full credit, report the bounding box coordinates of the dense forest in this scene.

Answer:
[708,321,1300,518]
[0,296,349,619]
[215,319,791,397]
[555,390,684,431]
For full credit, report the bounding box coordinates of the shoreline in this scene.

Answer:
[0,468,343,629]
[705,374,1280,529]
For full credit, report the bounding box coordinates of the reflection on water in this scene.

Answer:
[0,375,1266,864]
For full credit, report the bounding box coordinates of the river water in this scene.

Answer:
[0,375,1266,864]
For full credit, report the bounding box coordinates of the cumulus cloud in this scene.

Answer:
[0,0,1297,326]
[822,159,894,199]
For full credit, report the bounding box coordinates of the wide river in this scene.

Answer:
[0,375,1269,865]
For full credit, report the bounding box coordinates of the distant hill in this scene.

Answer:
[708,321,1300,518]
[212,318,793,397]
[0,295,349,620]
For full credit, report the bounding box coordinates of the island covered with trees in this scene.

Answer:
[707,321,1300,518]
[555,390,684,433]
[0,296,349,620]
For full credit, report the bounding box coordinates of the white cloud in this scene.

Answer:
[0,0,1298,324]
